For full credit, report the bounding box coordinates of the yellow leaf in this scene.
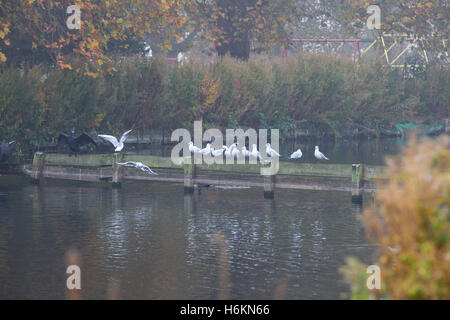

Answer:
[0,52,7,63]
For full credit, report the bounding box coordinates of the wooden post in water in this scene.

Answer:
[111,153,123,188]
[30,152,46,185]
[351,164,363,203]
[184,157,196,194]
[264,174,276,199]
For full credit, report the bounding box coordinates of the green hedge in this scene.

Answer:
[0,54,448,150]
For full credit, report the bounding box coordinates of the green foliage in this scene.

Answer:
[341,136,450,299]
[339,257,380,300]
[0,54,448,151]
[0,67,43,147]
[41,66,101,138]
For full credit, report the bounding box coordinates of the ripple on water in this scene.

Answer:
[0,176,375,299]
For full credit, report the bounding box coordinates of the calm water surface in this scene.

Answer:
[0,175,377,299]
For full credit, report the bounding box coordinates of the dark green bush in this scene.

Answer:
[0,53,448,151]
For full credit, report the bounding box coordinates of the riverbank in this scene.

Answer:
[125,122,449,146]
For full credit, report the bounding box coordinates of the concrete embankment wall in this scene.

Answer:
[18,152,385,202]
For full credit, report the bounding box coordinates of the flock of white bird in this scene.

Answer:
[97,129,330,177]
[189,141,329,162]
[189,141,270,160]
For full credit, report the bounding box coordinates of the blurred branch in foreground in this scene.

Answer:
[341,134,449,299]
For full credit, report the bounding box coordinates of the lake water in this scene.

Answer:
[1,137,419,299]
[0,176,377,299]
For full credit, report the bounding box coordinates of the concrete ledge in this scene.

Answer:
[23,153,386,199]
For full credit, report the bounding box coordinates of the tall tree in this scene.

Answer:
[189,0,299,60]
[0,0,188,75]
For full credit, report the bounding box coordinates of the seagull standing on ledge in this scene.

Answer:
[199,143,212,156]
[290,149,303,160]
[266,143,280,157]
[189,142,201,154]
[314,146,329,161]
[211,147,225,157]
[231,144,240,159]
[250,144,262,161]
[241,146,250,158]
[224,143,238,158]
[98,129,133,152]
[117,161,158,175]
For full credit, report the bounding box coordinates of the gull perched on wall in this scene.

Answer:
[199,143,212,156]
[266,143,280,157]
[224,143,239,158]
[314,146,329,161]
[241,146,250,158]
[189,141,201,154]
[290,149,303,160]
[211,147,225,157]
[250,144,262,161]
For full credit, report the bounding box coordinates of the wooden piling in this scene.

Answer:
[30,152,46,185]
[111,153,123,188]
[351,164,363,203]
[184,158,196,194]
[264,174,276,199]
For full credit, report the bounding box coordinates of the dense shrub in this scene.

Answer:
[0,53,448,150]
[341,135,450,299]
[0,67,43,149]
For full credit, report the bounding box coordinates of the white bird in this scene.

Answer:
[117,161,158,175]
[231,144,240,159]
[241,146,250,157]
[189,141,201,154]
[224,143,238,158]
[199,143,212,156]
[314,146,329,161]
[266,143,280,157]
[290,149,303,160]
[250,144,262,161]
[98,129,133,152]
[211,147,225,157]
[224,145,231,157]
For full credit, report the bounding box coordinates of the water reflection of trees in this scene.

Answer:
[183,189,369,299]
[0,178,371,299]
